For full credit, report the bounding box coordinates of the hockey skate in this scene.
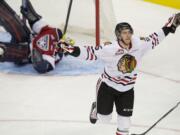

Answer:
[116,128,129,135]
[20,0,42,27]
[89,102,98,124]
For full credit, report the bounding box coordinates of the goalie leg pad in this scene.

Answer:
[0,42,30,65]
[0,0,30,43]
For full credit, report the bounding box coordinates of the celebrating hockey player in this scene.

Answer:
[0,0,80,73]
[75,13,179,135]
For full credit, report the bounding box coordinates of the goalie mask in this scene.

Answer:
[117,54,137,74]
[115,22,133,40]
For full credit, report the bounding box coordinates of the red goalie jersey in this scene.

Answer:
[32,26,62,56]
[30,20,63,73]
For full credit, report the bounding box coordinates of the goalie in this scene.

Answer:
[0,0,80,73]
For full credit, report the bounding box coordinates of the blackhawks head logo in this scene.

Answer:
[117,54,137,74]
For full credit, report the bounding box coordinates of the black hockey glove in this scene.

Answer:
[56,37,80,57]
[163,13,180,36]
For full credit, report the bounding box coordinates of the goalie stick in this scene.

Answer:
[131,101,180,135]
[22,0,27,24]
[63,0,73,34]
[59,0,74,54]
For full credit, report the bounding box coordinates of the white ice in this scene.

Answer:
[0,0,180,135]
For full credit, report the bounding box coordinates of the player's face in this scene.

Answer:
[120,29,132,45]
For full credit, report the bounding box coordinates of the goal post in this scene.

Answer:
[95,0,100,47]
[99,0,117,41]
[2,0,117,46]
[60,0,117,46]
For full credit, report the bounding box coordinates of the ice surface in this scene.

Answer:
[0,0,180,135]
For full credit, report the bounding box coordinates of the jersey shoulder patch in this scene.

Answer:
[140,37,150,42]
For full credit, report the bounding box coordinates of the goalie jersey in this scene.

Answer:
[79,29,166,92]
[30,20,63,69]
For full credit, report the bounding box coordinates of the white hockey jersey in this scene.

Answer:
[79,29,166,92]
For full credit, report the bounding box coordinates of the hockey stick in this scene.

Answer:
[63,0,73,34]
[57,0,74,54]
[22,0,27,24]
[131,101,180,135]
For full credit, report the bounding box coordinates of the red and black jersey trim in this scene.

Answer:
[124,74,137,79]
[102,70,137,86]
[149,32,159,49]
[86,46,97,60]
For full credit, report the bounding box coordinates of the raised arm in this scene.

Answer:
[140,13,180,54]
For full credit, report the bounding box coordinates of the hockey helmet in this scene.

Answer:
[115,22,133,39]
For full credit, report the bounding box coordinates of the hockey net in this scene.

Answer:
[2,0,117,45]
[59,0,117,45]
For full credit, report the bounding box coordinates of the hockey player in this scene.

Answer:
[0,0,80,73]
[77,13,180,135]
[20,0,80,73]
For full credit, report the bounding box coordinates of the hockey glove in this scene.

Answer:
[56,36,75,53]
[56,36,80,57]
[57,43,80,57]
[61,35,75,46]
[164,13,180,34]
